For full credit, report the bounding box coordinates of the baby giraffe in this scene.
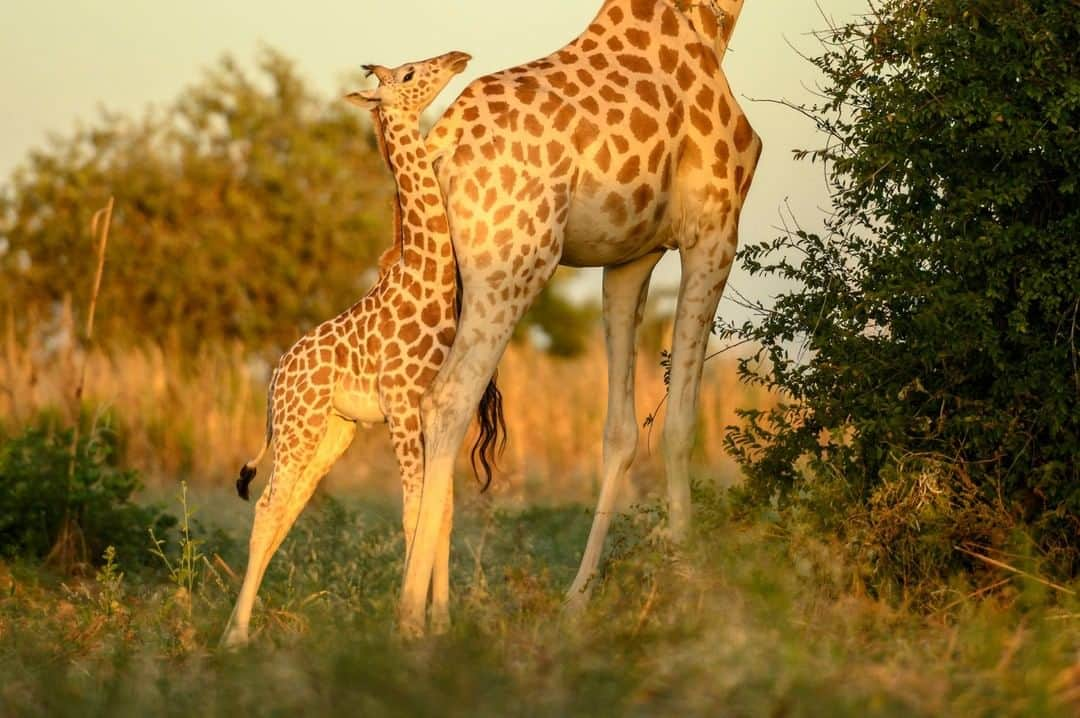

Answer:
[222,50,502,647]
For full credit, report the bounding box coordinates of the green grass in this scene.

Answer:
[1,485,1078,716]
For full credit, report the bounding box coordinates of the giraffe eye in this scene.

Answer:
[402,69,415,82]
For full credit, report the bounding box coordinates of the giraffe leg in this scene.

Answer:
[221,414,355,647]
[388,410,425,569]
[400,210,564,637]
[387,404,452,633]
[430,474,453,634]
[565,251,662,610]
[663,235,737,542]
[400,326,514,637]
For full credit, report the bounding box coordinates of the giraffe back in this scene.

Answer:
[427,0,761,266]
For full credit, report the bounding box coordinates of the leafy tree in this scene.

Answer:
[723,0,1080,573]
[0,49,394,352]
[0,48,594,356]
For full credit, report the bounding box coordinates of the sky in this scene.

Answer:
[0,0,869,319]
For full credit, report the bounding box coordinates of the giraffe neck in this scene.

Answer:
[379,109,455,295]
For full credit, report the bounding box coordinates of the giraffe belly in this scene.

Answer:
[332,383,385,424]
[561,194,671,267]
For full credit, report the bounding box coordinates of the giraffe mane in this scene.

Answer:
[370,109,406,276]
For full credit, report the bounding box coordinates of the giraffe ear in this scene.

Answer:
[344,90,379,110]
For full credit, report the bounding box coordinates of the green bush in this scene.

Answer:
[0,423,174,565]
[722,0,1080,586]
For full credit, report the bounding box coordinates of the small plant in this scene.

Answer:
[267,496,401,617]
[95,545,126,617]
[148,481,203,613]
[0,420,174,564]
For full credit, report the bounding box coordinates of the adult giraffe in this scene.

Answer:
[404,0,760,633]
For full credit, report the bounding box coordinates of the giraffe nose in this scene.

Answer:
[445,52,472,73]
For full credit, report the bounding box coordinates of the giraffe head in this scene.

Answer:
[345,51,472,119]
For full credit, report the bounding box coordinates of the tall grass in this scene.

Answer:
[0,312,773,504]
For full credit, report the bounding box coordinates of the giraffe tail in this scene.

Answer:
[237,371,276,501]
[454,267,507,493]
[237,464,257,501]
[470,372,508,493]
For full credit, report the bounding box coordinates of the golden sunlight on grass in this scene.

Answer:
[1,313,774,504]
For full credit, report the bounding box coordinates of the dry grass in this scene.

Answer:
[0,312,774,504]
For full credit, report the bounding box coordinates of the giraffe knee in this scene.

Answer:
[662,411,696,460]
[420,383,469,438]
[604,418,639,473]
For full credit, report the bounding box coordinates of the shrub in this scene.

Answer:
[722,0,1080,586]
[0,423,174,565]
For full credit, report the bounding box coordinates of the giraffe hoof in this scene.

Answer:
[430,612,451,636]
[562,595,586,617]
[220,626,249,650]
[562,583,591,617]
[398,612,427,640]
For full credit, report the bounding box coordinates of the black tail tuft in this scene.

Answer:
[470,374,508,493]
[237,465,257,501]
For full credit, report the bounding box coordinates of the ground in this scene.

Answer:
[1,483,1078,717]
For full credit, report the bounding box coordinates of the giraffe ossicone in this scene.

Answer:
[221,50,503,648]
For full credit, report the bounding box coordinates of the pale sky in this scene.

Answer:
[0,0,868,319]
